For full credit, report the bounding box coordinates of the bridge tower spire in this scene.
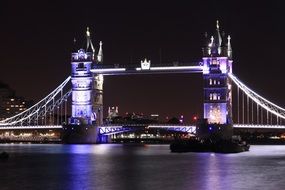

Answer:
[97,41,103,63]
[199,21,233,139]
[227,35,232,58]
[86,27,96,60]
[93,41,104,125]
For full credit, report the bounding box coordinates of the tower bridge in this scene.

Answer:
[1,21,285,143]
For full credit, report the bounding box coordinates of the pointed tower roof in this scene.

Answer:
[210,36,214,46]
[202,20,232,58]
[227,35,232,58]
[97,41,103,63]
[86,27,95,54]
[227,35,231,49]
[215,20,222,48]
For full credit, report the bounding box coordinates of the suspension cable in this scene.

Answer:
[251,99,254,124]
[237,86,239,123]
[246,96,249,124]
[242,91,245,124]
[229,73,285,119]
[0,76,71,126]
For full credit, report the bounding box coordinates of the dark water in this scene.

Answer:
[1,144,285,190]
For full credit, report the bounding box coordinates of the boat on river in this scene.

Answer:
[170,138,250,153]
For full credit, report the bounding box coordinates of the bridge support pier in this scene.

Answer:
[97,134,112,143]
[61,125,99,144]
[196,120,233,140]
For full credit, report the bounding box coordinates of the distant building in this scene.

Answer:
[0,81,33,120]
[129,112,144,120]
[106,106,119,121]
[150,114,159,121]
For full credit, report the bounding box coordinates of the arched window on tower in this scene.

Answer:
[78,63,84,68]
[213,93,217,100]
[217,94,221,100]
[76,63,87,71]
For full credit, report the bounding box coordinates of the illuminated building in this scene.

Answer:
[0,82,32,120]
[202,20,233,125]
[150,114,159,121]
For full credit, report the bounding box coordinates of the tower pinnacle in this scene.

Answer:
[97,41,103,63]
[210,36,214,47]
[86,26,95,59]
[86,27,90,37]
[215,20,222,50]
[227,35,232,58]
[216,20,220,30]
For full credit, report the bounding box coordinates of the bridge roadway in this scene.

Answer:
[90,62,203,75]
[0,124,285,135]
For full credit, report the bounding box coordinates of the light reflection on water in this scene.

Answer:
[1,144,285,190]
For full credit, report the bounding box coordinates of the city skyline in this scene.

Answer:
[1,1,285,122]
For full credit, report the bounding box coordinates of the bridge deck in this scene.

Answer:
[1,124,285,130]
[90,63,203,75]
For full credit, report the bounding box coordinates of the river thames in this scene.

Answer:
[1,144,285,190]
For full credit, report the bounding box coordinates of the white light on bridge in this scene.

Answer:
[149,66,203,71]
[136,66,203,71]
[233,124,285,129]
[91,68,126,73]
[0,125,63,130]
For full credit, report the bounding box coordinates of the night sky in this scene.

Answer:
[1,1,285,122]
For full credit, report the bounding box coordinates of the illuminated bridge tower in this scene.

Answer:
[64,28,103,143]
[70,48,93,125]
[199,21,233,139]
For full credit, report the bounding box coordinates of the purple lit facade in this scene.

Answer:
[202,21,233,125]
[70,49,94,125]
